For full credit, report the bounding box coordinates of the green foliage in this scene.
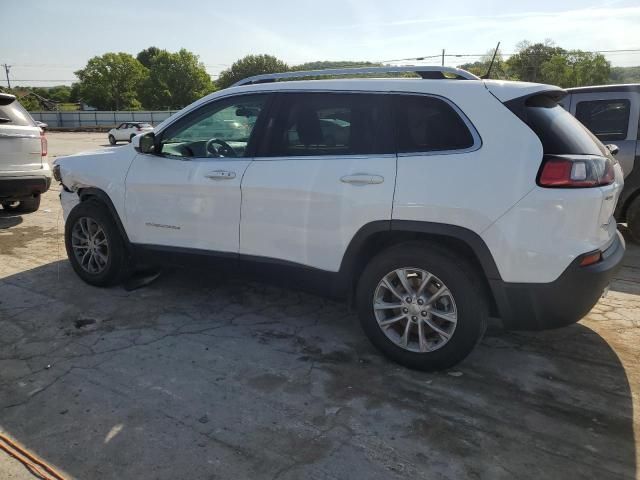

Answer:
[610,66,640,83]
[216,54,289,89]
[540,51,610,88]
[460,49,510,79]
[138,49,215,109]
[137,46,162,68]
[11,91,41,110]
[505,40,566,83]
[75,52,147,110]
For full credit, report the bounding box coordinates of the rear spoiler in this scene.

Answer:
[502,89,568,123]
[0,93,16,106]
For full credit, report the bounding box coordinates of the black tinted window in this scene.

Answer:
[524,95,606,156]
[395,95,474,153]
[0,100,35,126]
[575,99,630,141]
[266,93,392,156]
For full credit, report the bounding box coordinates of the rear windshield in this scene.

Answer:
[0,99,36,127]
[521,95,606,156]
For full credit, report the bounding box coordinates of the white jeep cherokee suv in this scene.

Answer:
[53,66,625,370]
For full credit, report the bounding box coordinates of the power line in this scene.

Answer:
[381,48,640,63]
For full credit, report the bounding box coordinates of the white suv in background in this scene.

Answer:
[107,122,153,145]
[53,66,625,370]
[0,93,50,213]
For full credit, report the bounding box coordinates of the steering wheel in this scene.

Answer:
[206,138,237,157]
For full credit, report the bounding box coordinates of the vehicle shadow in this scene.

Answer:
[0,211,23,229]
[0,260,636,479]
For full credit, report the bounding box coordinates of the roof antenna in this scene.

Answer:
[481,42,501,79]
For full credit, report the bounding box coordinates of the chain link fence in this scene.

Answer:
[28,110,180,129]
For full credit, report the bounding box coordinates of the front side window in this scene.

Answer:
[265,93,392,157]
[395,95,475,153]
[575,99,630,141]
[159,94,268,158]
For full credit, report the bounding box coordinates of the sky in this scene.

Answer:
[2,0,640,86]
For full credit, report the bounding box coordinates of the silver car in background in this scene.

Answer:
[0,93,50,213]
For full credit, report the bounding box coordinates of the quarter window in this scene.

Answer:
[265,93,392,156]
[395,95,475,153]
[159,94,268,158]
[575,99,630,141]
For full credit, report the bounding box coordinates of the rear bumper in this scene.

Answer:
[493,231,625,330]
[0,175,51,200]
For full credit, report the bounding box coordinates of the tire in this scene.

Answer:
[2,195,41,213]
[627,195,640,243]
[108,134,116,145]
[129,134,136,143]
[64,200,129,287]
[355,242,488,371]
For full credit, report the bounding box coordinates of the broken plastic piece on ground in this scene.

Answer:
[123,268,162,291]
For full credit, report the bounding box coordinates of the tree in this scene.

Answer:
[75,53,147,110]
[460,49,509,79]
[540,51,610,88]
[216,54,289,89]
[506,40,565,83]
[138,49,214,109]
[137,46,162,69]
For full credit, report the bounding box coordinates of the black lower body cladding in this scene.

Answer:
[0,176,50,200]
[494,231,625,330]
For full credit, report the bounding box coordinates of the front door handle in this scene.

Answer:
[205,170,236,180]
[340,174,384,185]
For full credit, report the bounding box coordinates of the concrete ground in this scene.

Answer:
[0,132,639,479]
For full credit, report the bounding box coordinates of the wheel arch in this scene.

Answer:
[339,220,505,317]
[76,187,132,249]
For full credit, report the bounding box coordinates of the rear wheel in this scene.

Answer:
[129,134,136,143]
[356,242,488,371]
[1,195,41,213]
[627,196,640,243]
[64,200,128,286]
[108,134,116,145]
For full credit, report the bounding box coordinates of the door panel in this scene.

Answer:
[240,155,395,271]
[239,92,395,272]
[570,91,639,177]
[125,155,250,251]
[124,93,270,253]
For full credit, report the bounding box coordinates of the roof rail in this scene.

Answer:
[231,66,480,87]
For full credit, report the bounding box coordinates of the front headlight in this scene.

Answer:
[52,164,61,182]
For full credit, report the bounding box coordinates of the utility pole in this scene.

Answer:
[2,64,11,89]
[441,49,445,66]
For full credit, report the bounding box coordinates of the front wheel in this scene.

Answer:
[64,200,129,286]
[356,242,488,371]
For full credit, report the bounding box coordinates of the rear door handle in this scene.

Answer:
[340,174,384,185]
[205,170,236,180]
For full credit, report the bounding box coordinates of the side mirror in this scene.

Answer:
[606,144,619,156]
[136,132,156,154]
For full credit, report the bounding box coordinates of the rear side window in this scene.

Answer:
[517,95,606,156]
[265,93,393,156]
[395,95,475,153]
[0,100,35,127]
[575,99,630,141]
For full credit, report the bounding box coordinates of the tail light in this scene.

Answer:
[136,127,141,132]
[538,155,614,188]
[40,132,47,157]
